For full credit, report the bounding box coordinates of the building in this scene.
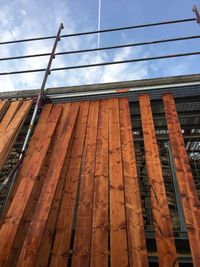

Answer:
[0,73,199,266]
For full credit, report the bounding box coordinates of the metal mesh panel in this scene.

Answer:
[49,84,200,103]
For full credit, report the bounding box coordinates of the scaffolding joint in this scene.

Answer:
[193,5,200,24]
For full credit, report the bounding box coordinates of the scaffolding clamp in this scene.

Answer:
[193,5,200,24]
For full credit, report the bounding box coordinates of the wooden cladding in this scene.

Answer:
[0,100,32,171]
[0,99,148,267]
[139,95,178,267]
[163,94,200,267]
[0,95,199,266]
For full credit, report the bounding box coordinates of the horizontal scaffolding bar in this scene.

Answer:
[0,51,200,76]
[0,18,196,46]
[1,35,200,62]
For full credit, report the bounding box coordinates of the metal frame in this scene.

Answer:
[0,23,64,205]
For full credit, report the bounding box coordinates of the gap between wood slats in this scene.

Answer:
[139,95,178,267]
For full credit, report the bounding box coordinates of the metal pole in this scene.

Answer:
[166,142,186,232]
[0,23,64,213]
[21,22,64,154]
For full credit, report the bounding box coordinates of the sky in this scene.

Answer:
[0,0,200,92]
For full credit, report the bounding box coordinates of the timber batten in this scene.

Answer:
[0,91,199,266]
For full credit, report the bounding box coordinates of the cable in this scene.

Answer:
[0,51,200,76]
[1,35,200,62]
[0,18,196,45]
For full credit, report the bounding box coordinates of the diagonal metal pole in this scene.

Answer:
[0,23,64,211]
[20,22,64,155]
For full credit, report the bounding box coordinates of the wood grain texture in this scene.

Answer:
[0,101,21,134]
[71,101,99,267]
[139,95,178,267]
[0,100,10,121]
[16,103,79,267]
[2,104,53,218]
[35,104,72,267]
[90,100,109,267]
[0,100,32,171]
[163,93,200,267]
[119,98,149,267]
[50,101,90,267]
[108,98,129,267]
[0,104,61,266]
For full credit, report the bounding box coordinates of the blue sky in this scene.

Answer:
[0,0,200,91]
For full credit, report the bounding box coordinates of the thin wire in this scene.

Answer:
[1,35,200,62]
[0,18,196,45]
[0,51,200,76]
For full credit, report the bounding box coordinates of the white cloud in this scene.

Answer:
[0,0,199,92]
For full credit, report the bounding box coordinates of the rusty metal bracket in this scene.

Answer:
[193,5,200,24]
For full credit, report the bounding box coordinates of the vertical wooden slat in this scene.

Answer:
[163,93,200,267]
[0,105,62,266]
[50,101,90,267]
[0,101,21,134]
[0,100,32,171]
[108,98,129,267]
[119,98,149,267]
[0,100,10,121]
[139,95,178,267]
[36,104,73,267]
[6,105,57,266]
[1,104,53,218]
[90,100,109,267]
[5,130,56,267]
[71,101,99,267]
[16,103,79,267]
[0,101,32,152]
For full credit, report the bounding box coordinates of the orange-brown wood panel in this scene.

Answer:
[108,98,129,267]
[36,104,73,267]
[0,101,21,134]
[90,100,109,267]
[0,100,32,171]
[0,104,61,266]
[119,98,149,267]
[0,105,58,265]
[14,104,70,267]
[139,95,178,267]
[163,93,200,267]
[71,101,99,267]
[50,101,89,267]
[2,104,53,218]
[0,100,10,120]
[5,135,55,267]
[16,103,79,267]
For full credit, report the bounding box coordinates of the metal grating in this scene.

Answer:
[49,84,200,103]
